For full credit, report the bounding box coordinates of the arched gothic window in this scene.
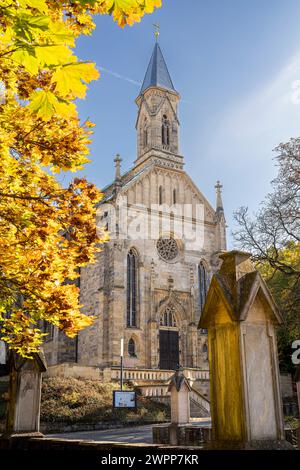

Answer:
[162,115,170,146]
[202,343,208,354]
[159,186,163,205]
[143,119,148,148]
[127,249,138,327]
[198,261,208,311]
[128,338,136,357]
[160,305,177,327]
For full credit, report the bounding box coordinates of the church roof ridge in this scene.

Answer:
[99,162,154,204]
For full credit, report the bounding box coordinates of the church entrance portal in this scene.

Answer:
[159,330,179,370]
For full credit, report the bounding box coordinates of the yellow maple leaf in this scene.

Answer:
[28,90,58,120]
[12,48,39,74]
[35,45,75,67]
[52,62,100,99]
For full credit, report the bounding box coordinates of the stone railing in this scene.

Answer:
[109,367,209,383]
[183,369,210,381]
[110,368,172,382]
[138,383,169,398]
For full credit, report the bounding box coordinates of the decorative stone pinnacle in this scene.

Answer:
[215,180,222,191]
[114,154,122,181]
[215,180,224,212]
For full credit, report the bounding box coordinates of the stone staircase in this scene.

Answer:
[190,386,210,417]
[136,380,210,418]
[105,366,211,418]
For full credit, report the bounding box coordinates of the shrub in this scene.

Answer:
[41,377,170,425]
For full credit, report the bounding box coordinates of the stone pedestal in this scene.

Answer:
[169,369,191,425]
[199,251,290,449]
[153,369,200,446]
[4,351,47,437]
[153,423,211,447]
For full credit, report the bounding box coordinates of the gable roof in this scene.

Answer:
[199,258,283,328]
[99,161,217,223]
[168,370,192,392]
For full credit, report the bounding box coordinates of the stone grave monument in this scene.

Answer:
[4,351,47,437]
[199,250,291,449]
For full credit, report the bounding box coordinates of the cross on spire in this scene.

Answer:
[153,23,160,41]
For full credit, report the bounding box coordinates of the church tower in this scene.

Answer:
[135,42,183,170]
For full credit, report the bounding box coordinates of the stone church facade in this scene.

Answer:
[43,42,227,379]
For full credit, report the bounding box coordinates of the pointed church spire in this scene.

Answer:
[140,42,176,94]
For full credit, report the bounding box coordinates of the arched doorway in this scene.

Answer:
[159,304,179,370]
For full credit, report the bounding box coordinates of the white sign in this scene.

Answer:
[113,391,136,409]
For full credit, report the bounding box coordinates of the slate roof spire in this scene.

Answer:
[140,42,176,94]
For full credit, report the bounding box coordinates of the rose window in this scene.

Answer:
[156,237,179,261]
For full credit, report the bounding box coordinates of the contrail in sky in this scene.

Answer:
[98,66,190,104]
[99,66,141,87]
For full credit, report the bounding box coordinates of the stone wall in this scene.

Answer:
[280,373,294,398]
[153,423,211,447]
[44,364,102,381]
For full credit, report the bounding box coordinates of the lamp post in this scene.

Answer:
[120,338,124,391]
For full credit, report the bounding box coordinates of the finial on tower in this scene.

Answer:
[114,154,122,181]
[153,23,160,41]
[215,180,224,212]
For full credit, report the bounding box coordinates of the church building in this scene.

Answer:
[43,41,227,384]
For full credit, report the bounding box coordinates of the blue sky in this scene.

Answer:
[67,0,300,247]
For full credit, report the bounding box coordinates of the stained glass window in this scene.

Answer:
[128,338,136,357]
[160,305,177,327]
[198,261,208,311]
[127,249,138,327]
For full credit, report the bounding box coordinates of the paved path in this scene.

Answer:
[48,419,211,444]
[49,425,154,444]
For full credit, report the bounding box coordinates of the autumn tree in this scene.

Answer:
[233,138,300,371]
[0,0,162,357]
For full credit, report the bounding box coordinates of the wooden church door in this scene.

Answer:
[159,330,179,370]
